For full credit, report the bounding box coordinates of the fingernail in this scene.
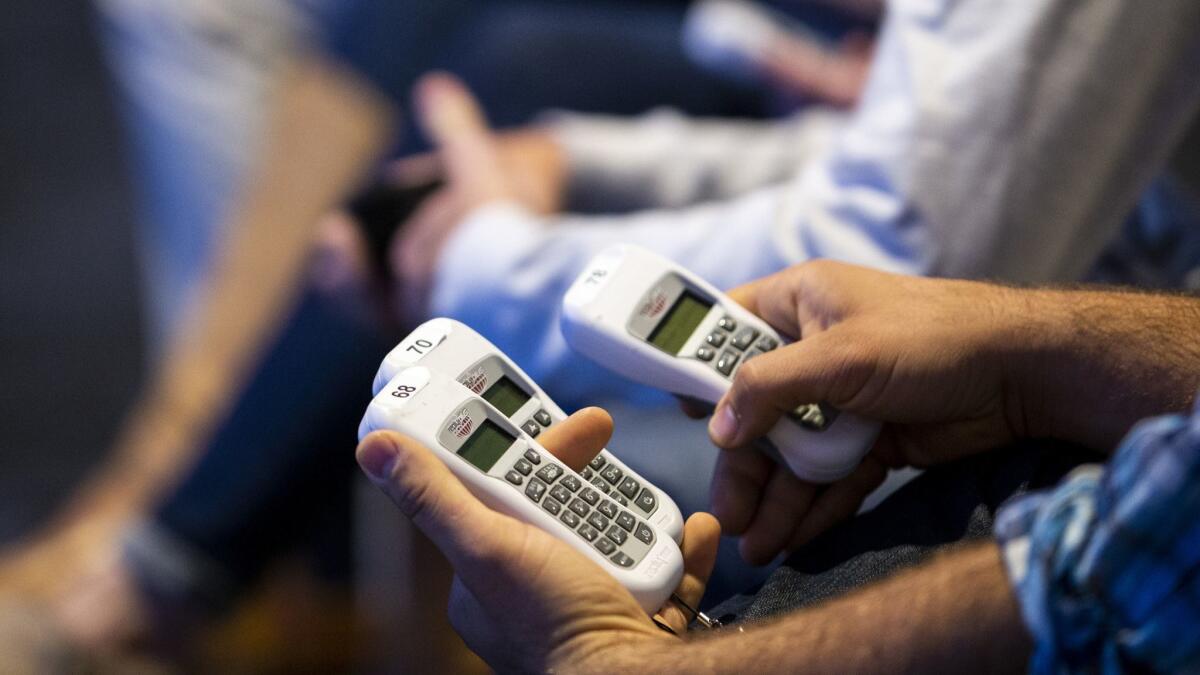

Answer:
[358,437,400,481]
[709,404,740,445]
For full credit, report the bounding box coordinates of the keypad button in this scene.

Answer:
[521,420,541,437]
[717,316,737,332]
[618,476,640,499]
[716,349,740,376]
[505,470,524,486]
[580,488,600,506]
[616,511,636,532]
[789,403,830,430]
[542,499,562,516]
[595,537,617,555]
[634,522,655,546]
[513,458,533,476]
[568,498,590,517]
[587,512,609,532]
[550,485,571,504]
[589,455,608,471]
[634,488,657,513]
[610,552,635,568]
[600,464,624,486]
[534,409,553,427]
[612,493,629,507]
[577,524,599,542]
[756,336,779,351]
[560,475,582,493]
[696,346,716,362]
[590,477,611,494]
[524,449,542,464]
[535,464,563,484]
[705,331,727,348]
[742,348,766,363]
[525,479,547,502]
[580,466,593,480]
[560,510,580,529]
[731,327,760,351]
[605,525,628,545]
[597,500,618,520]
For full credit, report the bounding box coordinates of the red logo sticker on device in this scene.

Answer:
[447,409,475,438]
[459,367,488,394]
[638,290,669,319]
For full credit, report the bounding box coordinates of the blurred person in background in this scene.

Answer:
[0,0,870,667]
[4,0,1200,669]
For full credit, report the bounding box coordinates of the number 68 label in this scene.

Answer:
[385,367,431,405]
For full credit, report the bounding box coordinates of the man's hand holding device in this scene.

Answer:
[356,375,720,673]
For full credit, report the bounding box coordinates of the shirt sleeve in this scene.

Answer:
[544,107,846,212]
[994,402,1200,674]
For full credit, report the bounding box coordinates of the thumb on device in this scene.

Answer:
[709,330,863,449]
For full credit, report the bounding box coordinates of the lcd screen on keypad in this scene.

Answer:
[457,419,516,471]
[481,376,531,417]
[647,291,712,355]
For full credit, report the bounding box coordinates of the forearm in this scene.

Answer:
[111,57,392,485]
[1003,288,1200,451]
[622,543,1028,674]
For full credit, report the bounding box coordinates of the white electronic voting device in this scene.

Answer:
[370,318,684,542]
[359,366,684,613]
[562,244,881,482]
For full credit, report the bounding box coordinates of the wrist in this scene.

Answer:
[549,629,681,674]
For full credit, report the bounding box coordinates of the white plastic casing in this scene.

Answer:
[561,244,881,482]
[370,318,684,542]
[359,367,684,613]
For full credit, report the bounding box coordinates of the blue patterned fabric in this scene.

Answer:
[996,400,1200,673]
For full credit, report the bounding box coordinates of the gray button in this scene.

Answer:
[594,537,617,555]
[605,525,628,545]
[542,499,561,516]
[717,316,737,332]
[600,464,623,486]
[525,479,547,502]
[568,498,590,517]
[587,512,609,532]
[789,403,832,430]
[716,350,740,376]
[505,471,524,486]
[590,477,611,494]
[580,466,593,480]
[560,510,580,529]
[615,511,636,532]
[513,458,533,476]
[560,475,582,493]
[524,449,542,464]
[757,336,779,351]
[550,485,571,504]
[696,346,716,362]
[705,332,726,348]
[731,327,760,351]
[534,409,553,427]
[634,488,657,513]
[634,522,654,546]
[535,464,563,484]
[577,524,599,542]
[610,551,635,568]
[597,500,618,520]
[618,477,640,499]
[521,420,541,437]
[588,455,608,471]
[580,488,600,506]
[612,493,629,507]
